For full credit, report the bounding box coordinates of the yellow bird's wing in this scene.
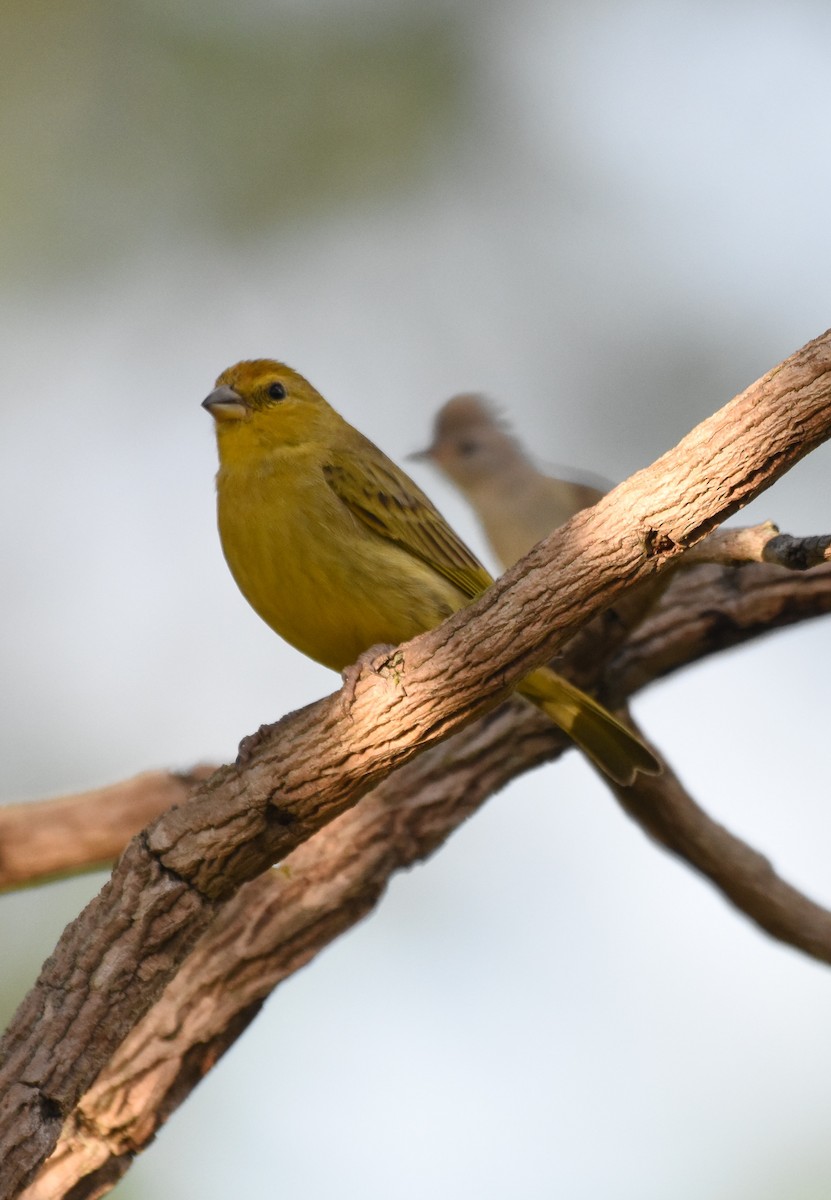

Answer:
[324,441,662,785]
[323,449,494,601]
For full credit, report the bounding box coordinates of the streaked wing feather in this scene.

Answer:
[323,448,493,600]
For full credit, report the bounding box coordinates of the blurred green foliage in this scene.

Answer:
[0,0,466,272]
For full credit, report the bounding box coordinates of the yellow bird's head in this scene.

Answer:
[202,359,332,462]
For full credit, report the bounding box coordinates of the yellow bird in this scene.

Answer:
[203,360,660,785]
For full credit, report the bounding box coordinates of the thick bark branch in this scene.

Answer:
[4,329,831,1196]
[22,633,831,1197]
[2,554,830,894]
[18,702,561,1200]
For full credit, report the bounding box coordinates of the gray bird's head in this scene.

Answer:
[411,394,524,490]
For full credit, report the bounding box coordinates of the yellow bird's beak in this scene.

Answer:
[202,386,250,421]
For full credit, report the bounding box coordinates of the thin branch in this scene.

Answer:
[611,560,831,701]
[608,719,831,960]
[0,769,215,894]
[683,522,831,568]
[4,329,831,1196]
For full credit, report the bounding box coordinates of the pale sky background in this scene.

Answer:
[2,1,831,1197]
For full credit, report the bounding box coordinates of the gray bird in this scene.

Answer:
[413,393,606,569]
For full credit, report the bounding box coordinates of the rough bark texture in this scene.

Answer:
[19,634,831,1199]
[3,551,830,895]
[3,329,831,1197]
[19,702,562,1199]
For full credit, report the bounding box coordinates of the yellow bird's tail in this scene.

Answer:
[519,668,660,786]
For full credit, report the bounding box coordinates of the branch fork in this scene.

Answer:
[5,328,831,1198]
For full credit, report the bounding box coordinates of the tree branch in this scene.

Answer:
[22,664,831,1197]
[681,522,831,568]
[611,560,831,701]
[4,328,831,1196]
[2,529,828,895]
[17,701,562,1199]
[607,719,831,960]
[0,770,215,894]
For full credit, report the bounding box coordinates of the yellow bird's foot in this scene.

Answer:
[236,722,274,766]
[339,643,398,715]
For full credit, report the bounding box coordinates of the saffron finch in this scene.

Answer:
[203,360,660,785]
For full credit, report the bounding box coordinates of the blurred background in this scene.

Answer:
[2,0,831,1196]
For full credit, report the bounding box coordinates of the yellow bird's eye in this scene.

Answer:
[267,381,287,401]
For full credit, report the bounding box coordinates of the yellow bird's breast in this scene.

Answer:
[215,448,466,672]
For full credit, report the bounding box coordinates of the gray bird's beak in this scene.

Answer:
[406,446,434,462]
[202,385,250,421]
